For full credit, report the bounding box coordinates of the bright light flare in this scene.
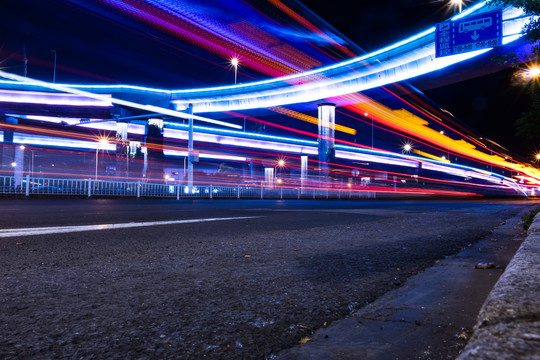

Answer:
[402,143,413,153]
[451,0,463,13]
[527,66,540,79]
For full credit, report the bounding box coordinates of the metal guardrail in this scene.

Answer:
[0,175,376,200]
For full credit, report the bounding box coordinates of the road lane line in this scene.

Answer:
[0,216,261,238]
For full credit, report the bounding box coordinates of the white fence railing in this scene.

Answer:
[0,175,377,200]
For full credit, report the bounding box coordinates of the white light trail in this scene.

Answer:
[0,70,242,129]
[0,216,261,238]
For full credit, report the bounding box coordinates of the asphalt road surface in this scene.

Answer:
[0,198,535,359]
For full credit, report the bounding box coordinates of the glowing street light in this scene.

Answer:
[275,158,286,182]
[527,66,540,80]
[402,143,413,153]
[536,153,540,161]
[95,137,109,181]
[451,0,463,13]
[231,57,239,84]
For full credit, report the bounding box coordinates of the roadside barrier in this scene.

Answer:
[0,175,375,200]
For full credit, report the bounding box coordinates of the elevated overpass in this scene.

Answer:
[0,1,538,197]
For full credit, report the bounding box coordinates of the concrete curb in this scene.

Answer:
[457,213,540,360]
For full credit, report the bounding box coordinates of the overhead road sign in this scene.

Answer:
[436,10,502,58]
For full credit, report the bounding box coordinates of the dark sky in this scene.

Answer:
[305,0,536,156]
[306,0,451,52]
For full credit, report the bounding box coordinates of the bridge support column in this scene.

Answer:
[144,118,164,181]
[115,121,129,179]
[300,155,308,192]
[318,103,335,178]
[187,104,194,193]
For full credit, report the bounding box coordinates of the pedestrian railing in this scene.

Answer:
[0,175,378,200]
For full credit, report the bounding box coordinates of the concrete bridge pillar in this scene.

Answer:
[301,155,308,191]
[144,118,164,181]
[115,121,129,178]
[318,103,336,177]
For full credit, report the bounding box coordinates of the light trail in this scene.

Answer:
[0,216,262,238]
[0,71,242,130]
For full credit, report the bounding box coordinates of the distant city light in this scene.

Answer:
[11,162,16,167]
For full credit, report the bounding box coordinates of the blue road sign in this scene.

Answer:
[436,10,502,58]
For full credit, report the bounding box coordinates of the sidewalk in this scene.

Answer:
[457,213,540,359]
[276,209,531,359]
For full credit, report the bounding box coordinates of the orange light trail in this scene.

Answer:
[269,106,357,135]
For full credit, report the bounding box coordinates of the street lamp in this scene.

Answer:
[526,66,540,81]
[275,158,285,183]
[402,143,413,153]
[529,67,540,78]
[95,138,109,181]
[51,50,57,83]
[451,0,463,13]
[231,57,239,84]
[440,130,450,161]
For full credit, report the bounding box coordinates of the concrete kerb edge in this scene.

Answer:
[457,213,540,360]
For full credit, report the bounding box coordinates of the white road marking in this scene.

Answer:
[0,216,261,238]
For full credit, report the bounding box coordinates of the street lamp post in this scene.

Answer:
[51,50,57,83]
[440,130,450,161]
[275,159,285,183]
[231,57,239,84]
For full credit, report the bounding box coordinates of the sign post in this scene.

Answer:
[436,10,502,58]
